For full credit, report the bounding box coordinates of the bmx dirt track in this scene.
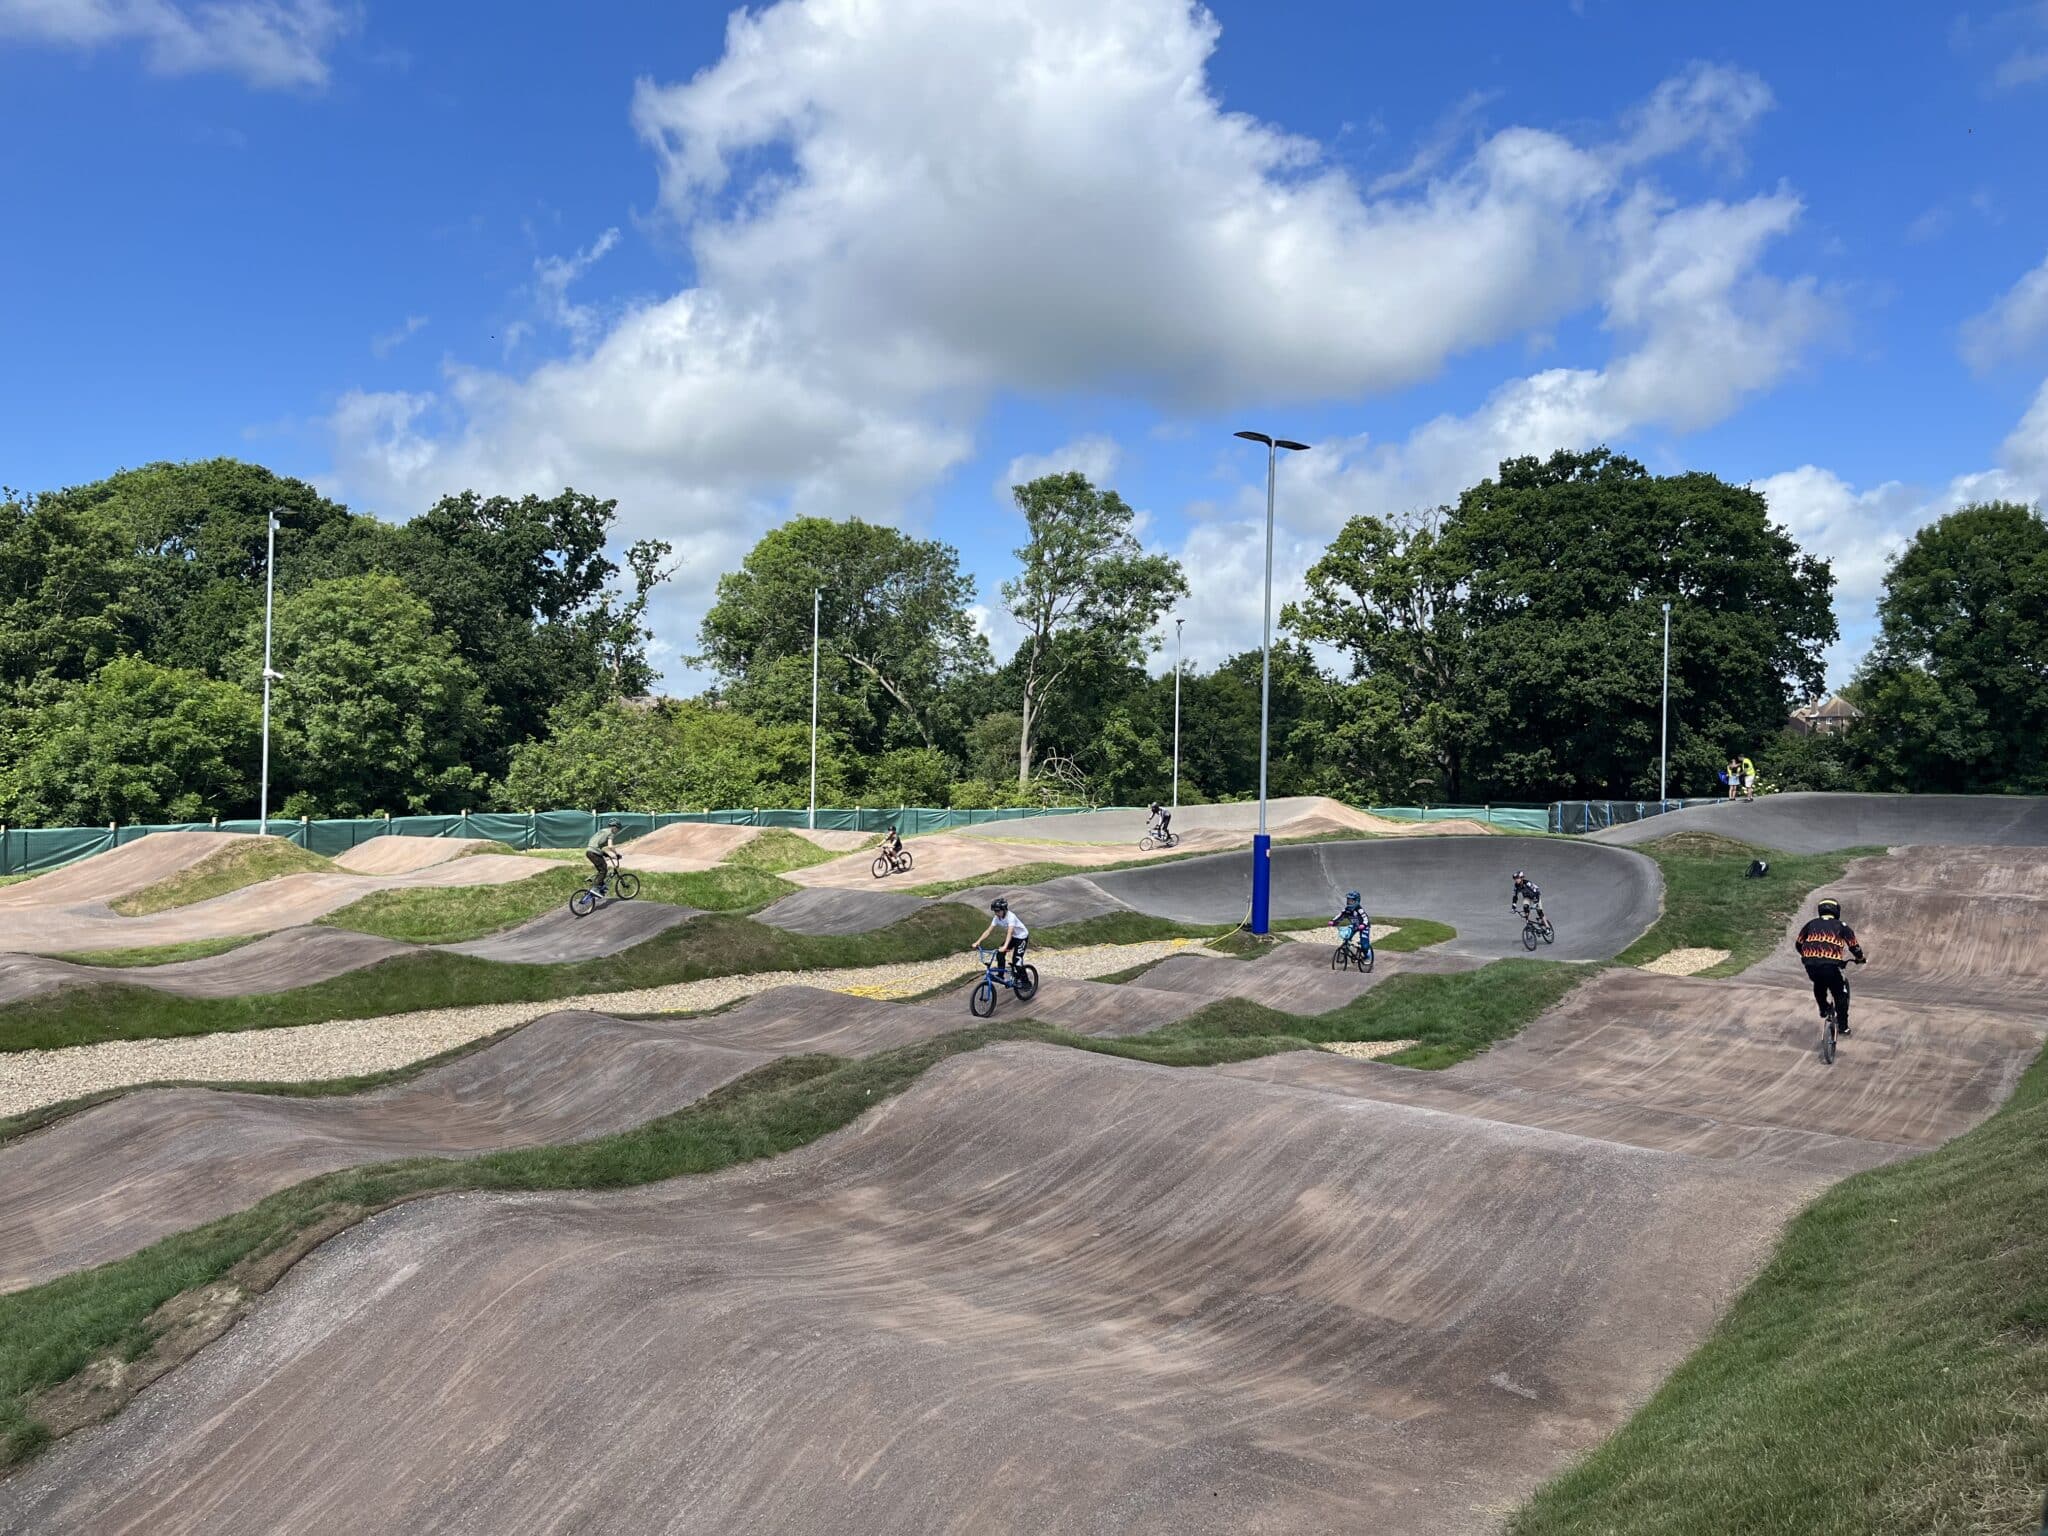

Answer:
[3,1024,2008,1536]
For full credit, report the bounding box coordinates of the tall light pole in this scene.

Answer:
[258,513,282,838]
[1171,616,1184,813]
[1659,601,1672,804]
[809,586,821,831]
[1233,430,1310,934]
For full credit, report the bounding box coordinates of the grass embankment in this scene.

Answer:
[0,907,1198,1054]
[1616,832,1873,976]
[723,829,840,875]
[0,873,31,888]
[108,840,333,917]
[56,936,259,968]
[1512,1040,2048,1536]
[320,865,794,945]
[0,958,1574,1465]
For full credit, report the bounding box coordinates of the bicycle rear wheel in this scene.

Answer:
[899,850,913,873]
[970,978,997,1018]
[613,872,640,900]
[1540,920,1555,946]
[1013,964,1039,1001]
[1360,945,1375,974]
[569,888,599,919]
[1819,1006,1837,1065]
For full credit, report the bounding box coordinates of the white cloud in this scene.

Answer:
[328,0,1804,685]
[1753,376,2048,682]
[1960,250,2048,371]
[534,228,620,346]
[997,436,1122,500]
[369,314,427,358]
[0,0,353,87]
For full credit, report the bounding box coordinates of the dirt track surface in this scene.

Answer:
[0,833,254,909]
[0,986,979,1292]
[1591,790,2048,851]
[0,853,557,955]
[1743,845,2048,1009]
[0,1040,1865,1535]
[328,837,499,874]
[749,887,930,935]
[0,903,700,1008]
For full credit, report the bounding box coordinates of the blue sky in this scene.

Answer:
[4,0,2047,690]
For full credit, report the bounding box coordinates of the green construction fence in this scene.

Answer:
[0,804,1112,877]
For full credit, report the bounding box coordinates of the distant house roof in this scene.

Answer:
[1813,694,1860,720]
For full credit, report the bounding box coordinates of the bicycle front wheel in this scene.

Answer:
[1523,923,1539,952]
[569,888,599,919]
[1139,836,1156,852]
[613,872,640,901]
[1330,945,1348,971]
[970,979,997,1018]
[872,855,891,879]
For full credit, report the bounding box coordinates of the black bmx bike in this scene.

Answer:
[1520,903,1555,951]
[569,857,639,918]
[1332,933,1375,973]
[871,845,914,879]
[1138,823,1180,852]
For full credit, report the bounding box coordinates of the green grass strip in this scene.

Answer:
[318,864,795,945]
[0,957,1579,1466]
[1510,1041,2048,1536]
[1615,832,1875,976]
[108,839,334,917]
[0,908,1197,1055]
[51,935,261,969]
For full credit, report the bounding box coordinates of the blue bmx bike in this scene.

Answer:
[970,946,1040,1017]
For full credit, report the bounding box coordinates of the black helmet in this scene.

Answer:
[1345,891,1361,905]
[990,896,1009,915]
[1514,870,1526,880]
[607,820,622,831]
[1817,898,1841,919]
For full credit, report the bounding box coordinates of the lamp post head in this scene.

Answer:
[1234,430,1273,447]
[1274,439,1310,452]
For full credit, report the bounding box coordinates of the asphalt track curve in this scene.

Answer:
[1591,790,2048,851]
[1056,835,1660,961]
[0,986,978,1293]
[0,1040,1900,1536]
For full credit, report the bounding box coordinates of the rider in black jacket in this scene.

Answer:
[1796,898,1867,1035]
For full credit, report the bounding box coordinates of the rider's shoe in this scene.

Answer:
[1836,1021,1850,1036]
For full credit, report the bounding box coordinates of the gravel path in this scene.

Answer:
[0,938,1206,1118]
[1637,947,1730,976]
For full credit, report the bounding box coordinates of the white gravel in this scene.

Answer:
[1636,947,1730,976]
[1316,1039,1421,1061]
[0,937,1207,1118]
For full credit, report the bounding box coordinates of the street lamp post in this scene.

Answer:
[1660,601,1672,805]
[1233,430,1310,934]
[258,513,282,838]
[1171,616,1184,813]
[809,587,821,831]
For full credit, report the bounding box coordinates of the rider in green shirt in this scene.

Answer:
[585,820,623,892]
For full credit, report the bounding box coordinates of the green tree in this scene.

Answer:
[1,656,259,825]
[1851,502,2048,792]
[1002,473,1186,784]
[503,699,848,811]
[249,575,494,816]
[699,517,990,756]
[1288,450,1836,800]
[0,490,148,689]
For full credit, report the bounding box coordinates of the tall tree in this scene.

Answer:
[1001,472,1186,784]
[0,656,259,825]
[1851,502,2048,793]
[246,574,493,816]
[1283,449,1837,800]
[698,517,991,756]
[0,490,146,690]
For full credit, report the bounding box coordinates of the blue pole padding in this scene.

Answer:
[1250,833,1272,934]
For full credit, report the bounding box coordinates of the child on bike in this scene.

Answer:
[972,896,1029,977]
[880,823,903,864]
[1147,801,1172,841]
[1331,890,1371,960]
[585,820,624,893]
[1796,897,1865,1035]
[1511,870,1545,923]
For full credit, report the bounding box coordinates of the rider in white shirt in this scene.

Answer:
[973,897,1030,974]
